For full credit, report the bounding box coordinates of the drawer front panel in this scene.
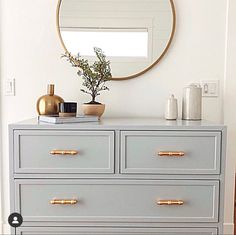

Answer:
[16,180,219,223]
[121,131,221,174]
[18,227,218,235]
[14,130,114,174]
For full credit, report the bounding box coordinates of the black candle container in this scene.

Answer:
[59,102,77,117]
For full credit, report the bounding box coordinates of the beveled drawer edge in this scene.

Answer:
[14,179,219,223]
[120,130,221,175]
[13,130,115,174]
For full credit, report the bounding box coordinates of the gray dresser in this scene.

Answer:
[9,118,226,235]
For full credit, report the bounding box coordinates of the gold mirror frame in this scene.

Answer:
[56,0,176,81]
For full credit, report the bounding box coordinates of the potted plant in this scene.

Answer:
[62,47,112,117]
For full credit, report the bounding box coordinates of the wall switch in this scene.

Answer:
[200,80,219,97]
[5,79,15,96]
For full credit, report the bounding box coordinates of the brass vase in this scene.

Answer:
[36,84,64,115]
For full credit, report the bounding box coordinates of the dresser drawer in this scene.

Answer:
[18,227,218,235]
[14,130,114,174]
[15,179,219,223]
[121,131,221,174]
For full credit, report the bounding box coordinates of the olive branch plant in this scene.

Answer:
[62,47,112,104]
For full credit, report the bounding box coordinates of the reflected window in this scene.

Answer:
[61,28,148,57]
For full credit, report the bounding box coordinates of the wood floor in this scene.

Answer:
[235,175,236,235]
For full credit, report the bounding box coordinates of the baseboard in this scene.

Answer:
[2,223,10,235]
[224,223,234,234]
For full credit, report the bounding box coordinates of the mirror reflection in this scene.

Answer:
[58,0,175,80]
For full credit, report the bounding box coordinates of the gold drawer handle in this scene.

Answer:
[157,200,184,206]
[158,151,185,157]
[50,150,79,156]
[50,199,78,205]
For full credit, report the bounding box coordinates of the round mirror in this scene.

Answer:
[57,0,176,80]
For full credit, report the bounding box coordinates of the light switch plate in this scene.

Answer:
[5,79,15,96]
[201,80,219,97]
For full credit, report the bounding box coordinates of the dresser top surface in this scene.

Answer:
[9,118,226,131]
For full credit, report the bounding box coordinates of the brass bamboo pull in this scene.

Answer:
[157,200,184,206]
[158,151,185,157]
[50,199,78,205]
[50,150,79,156]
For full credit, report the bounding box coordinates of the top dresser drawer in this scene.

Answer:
[13,130,114,174]
[121,131,221,175]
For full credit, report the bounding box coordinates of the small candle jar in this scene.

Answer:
[59,102,77,117]
[165,94,178,120]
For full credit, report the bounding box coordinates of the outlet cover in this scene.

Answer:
[5,79,15,96]
[201,80,219,97]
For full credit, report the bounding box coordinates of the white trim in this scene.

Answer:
[3,223,10,234]
[0,0,3,232]
[224,223,234,235]
[0,222,3,235]
[223,0,236,231]
[222,0,230,124]
[0,223,234,234]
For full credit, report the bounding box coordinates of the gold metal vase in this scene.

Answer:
[36,84,64,115]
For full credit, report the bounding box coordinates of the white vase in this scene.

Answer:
[165,94,178,120]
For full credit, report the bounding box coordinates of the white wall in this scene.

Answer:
[0,0,232,233]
